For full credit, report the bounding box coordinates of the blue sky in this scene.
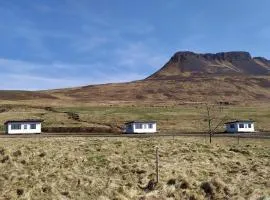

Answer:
[0,0,270,90]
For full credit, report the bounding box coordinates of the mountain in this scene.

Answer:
[1,51,270,104]
[147,51,270,79]
[45,51,270,104]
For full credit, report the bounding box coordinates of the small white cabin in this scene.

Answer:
[225,120,255,133]
[124,121,157,134]
[4,119,43,134]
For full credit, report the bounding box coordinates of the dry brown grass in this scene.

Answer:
[45,76,270,104]
[0,137,269,199]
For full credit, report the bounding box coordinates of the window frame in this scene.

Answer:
[30,124,37,130]
[239,124,244,129]
[11,124,22,130]
[135,123,143,129]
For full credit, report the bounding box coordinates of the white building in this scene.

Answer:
[224,120,255,133]
[124,121,157,134]
[4,119,43,134]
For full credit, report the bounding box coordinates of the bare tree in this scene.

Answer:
[200,103,228,143]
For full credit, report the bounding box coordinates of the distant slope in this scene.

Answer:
[49,75,270,104]
[49,51,270,104]
[147,51,270,79]
[0,90,57,100]
[0,51,269,104]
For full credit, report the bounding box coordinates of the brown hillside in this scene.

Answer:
[49,76,270,104]
[0,90,57,100]
[0,51,269,104]
[48,51,270,104]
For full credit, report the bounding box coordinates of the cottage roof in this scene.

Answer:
[4,119,43,125]
[224,120,254,124]
[125,120,156,124]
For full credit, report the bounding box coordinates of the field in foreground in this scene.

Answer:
[0,137,269,199]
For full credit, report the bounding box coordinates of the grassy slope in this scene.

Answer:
[56,104,270,132]
[0,137,269,199]
[0,102,269,132]
[0,74,269,133]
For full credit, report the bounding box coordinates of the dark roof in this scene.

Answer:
[125,120,156,124]
[224,120,254,124]
[4,119,43,125]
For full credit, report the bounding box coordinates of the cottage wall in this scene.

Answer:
[6,122,42,134]
[125,123,157,133]
[225,122,255,133]
[133,123,156,133]
[235,122,255,132]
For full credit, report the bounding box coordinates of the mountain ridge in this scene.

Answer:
[147,51,270,79]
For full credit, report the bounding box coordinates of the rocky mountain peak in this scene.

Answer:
[147,51,269,79]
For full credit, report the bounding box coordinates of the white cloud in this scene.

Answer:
[1,74,87,90]
[72,36,109,53]
[0,58,36,70]
[115,42,168,71]
[0,1,169,90]
[0,57,146,90]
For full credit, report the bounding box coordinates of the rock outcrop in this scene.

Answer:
[147,51,270,79]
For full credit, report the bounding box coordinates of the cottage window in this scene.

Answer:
[24,124,27,129]
[230,124,235,129]
[248,124,252,128]
[11,124,21,130]
[135,123,142,129]
[30,124,36,129]
[239,124,244,128]
[149,124,153,129]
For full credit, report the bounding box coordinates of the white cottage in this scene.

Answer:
[124,121,157,134]
[224,120,255,133]
[4,119,43,134]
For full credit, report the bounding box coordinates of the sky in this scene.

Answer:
[0,0,270,90]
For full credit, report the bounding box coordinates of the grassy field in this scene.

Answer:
[0,102,269,133]
[0,137,269,199]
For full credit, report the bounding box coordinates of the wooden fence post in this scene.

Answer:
[155,146,159,183]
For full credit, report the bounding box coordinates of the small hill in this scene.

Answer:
[147,51,270,79]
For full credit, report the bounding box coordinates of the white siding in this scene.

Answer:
[236,122,254,132]
[225,122,255,133]
[125,122,157,133]
[6,122,42,134]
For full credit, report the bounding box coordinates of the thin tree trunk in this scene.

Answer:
[155,147,159,183]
